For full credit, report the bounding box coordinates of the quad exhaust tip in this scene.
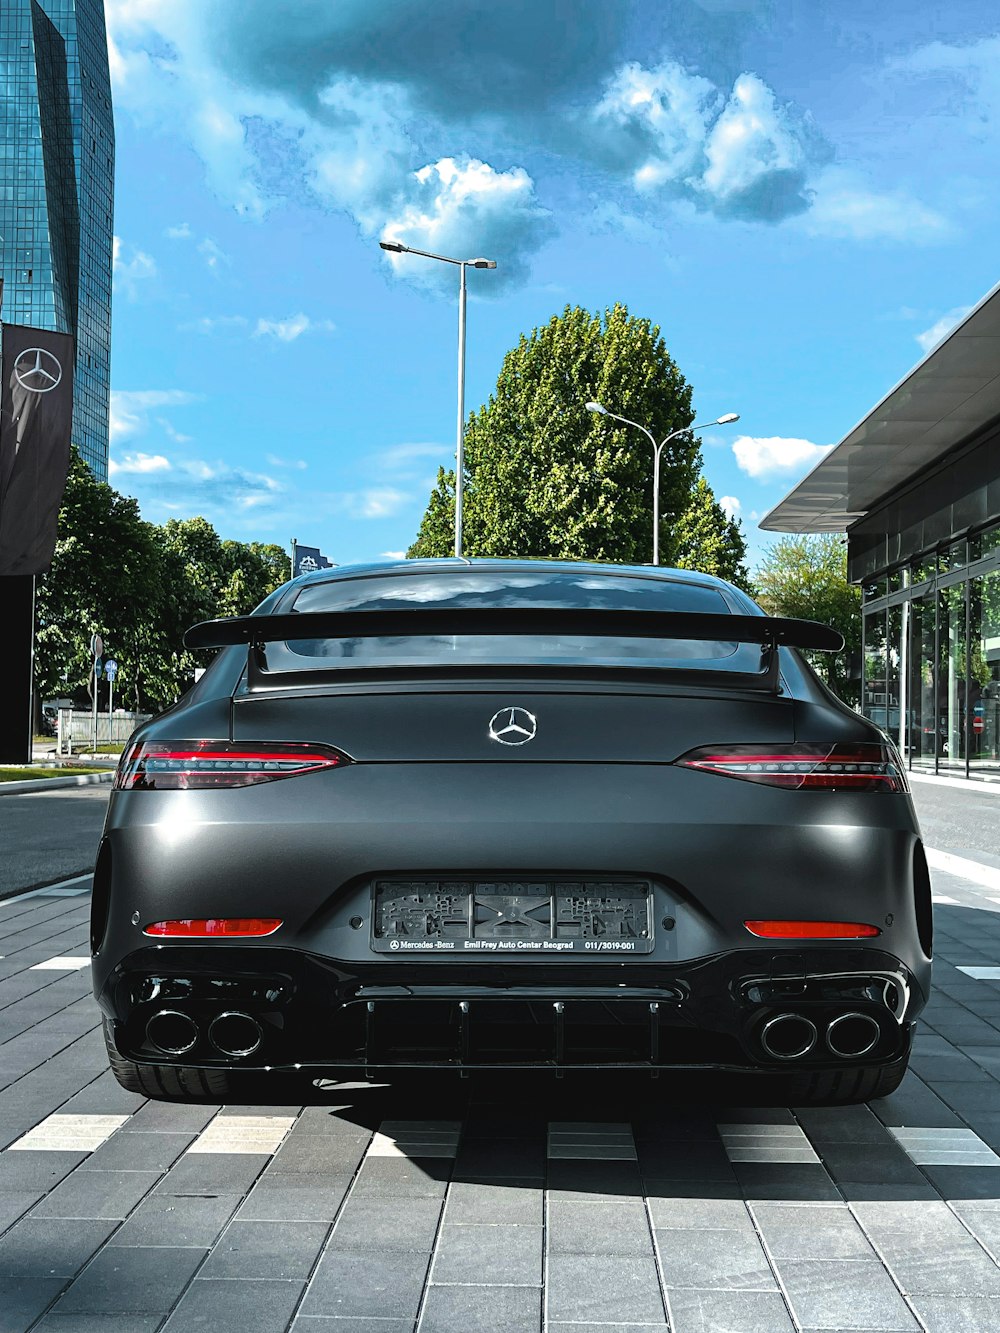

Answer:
[146,1009,199,1056]
[760,1013,817,1061]
[208,1011,263,1059]
[826,1012,880,1059]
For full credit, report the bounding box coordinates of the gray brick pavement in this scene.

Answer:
[2,868,1000,1329]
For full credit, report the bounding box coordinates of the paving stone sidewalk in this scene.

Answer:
[1,868,1000,1332]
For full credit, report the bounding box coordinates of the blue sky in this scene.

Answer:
[105,0,999,567]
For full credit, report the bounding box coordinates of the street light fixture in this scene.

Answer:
[379,239,497,558]
[585,402,741,565]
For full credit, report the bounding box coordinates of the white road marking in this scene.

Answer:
[0,874,93,906]
[8,1113,129,1153]
[889,1126,1000,1167]
[547,1121,637,1159]
[926,848,1000,893]
[186,1114,295,1155]
[368,1120,461,1158]
[956,966,1000,980]
[720,1123,820,1164]
[29,956,90,971]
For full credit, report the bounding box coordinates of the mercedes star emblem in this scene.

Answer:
[13,347,63,394]
[488,706,538,746]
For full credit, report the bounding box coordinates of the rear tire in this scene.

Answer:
[99,1017,311,1102]
[768,1050,911,1106]
[103,1022,236,1100]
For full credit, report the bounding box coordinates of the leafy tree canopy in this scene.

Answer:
[411,303,713,566]
[35,451,290,713]
[754,534,860,700]
[672,477,752,593]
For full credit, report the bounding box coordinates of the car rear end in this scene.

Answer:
[92,561,930,1099]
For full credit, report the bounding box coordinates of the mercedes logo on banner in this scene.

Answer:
[488,707,538,746]
[13,348,63,394]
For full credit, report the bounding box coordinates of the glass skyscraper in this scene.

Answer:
[1,0,114,480]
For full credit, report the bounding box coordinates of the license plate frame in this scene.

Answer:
[370,879,654,954]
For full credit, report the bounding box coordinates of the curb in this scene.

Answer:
[0,772,114,795]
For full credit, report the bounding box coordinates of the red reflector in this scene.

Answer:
[676,742,907,792]
[143,918,282,938]
[114,740,349,790]
[744,920,881,939]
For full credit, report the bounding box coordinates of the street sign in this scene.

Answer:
[105,659,118,681]
[90,633,103,658]
[974,702,986,715]
[973,715,985,733]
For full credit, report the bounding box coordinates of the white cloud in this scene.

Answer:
[732,435,833,479]
[113,454,285,521]
[351,488,411,520]
[165,222,193,239]
[381,550,407,560]
[381,157,553,292]
[183,315,250,334]
[593,60,718,191]
[157,418,193,444]
[589,61,824,222]
[803,167,951,243]
[266,453,308,470]
[112,235,157,299]
[198,237,230,269]
[108,451,172,477]
[887,37,1000,137]
[109,389,199,442]
[916,305,974,353]
[380,442,449,470]
[253,314,336,342]
[701,74,815,214]
[719,495,741,519]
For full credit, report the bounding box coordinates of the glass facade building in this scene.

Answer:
[860,528,1000,781]
[761,283,1000,783]
[1,0,114,479]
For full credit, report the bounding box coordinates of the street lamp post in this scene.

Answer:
[585,403,740,565]
[379,240,497,558]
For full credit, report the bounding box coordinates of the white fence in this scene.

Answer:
[56,709,153,754]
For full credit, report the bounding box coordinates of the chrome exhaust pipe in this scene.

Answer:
[760,1013,817,1061]
[208,1011,263,1058]
[826,1012,880,1059]
[146,1009,198,1056]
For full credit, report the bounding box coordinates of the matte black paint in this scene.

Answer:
[93,560,929,1081]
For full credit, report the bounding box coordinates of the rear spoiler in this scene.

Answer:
[184,608,843,694]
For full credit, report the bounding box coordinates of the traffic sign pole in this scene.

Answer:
[90,633,103,755]
[105,659,118,738]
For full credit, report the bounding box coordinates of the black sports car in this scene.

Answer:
[92,560,930,1103]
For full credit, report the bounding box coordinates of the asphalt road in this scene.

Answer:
[909,777,1000,866]
[0,786,109,898]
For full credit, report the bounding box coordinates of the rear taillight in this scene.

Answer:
[114,740,349,790]
[144,918,282,937]
[676,742,907,792]
[744,920,881,939]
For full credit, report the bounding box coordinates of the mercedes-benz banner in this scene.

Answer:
[0,323,75,576]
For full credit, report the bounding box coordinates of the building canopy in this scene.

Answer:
[762,281,1000,534]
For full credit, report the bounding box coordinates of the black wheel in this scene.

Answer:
[103,1019,313,1103]
[103,1021,238,1100]
[769,1050,911,1106]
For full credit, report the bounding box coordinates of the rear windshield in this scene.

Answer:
[259,570,761,674]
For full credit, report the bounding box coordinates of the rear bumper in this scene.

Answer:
[97,943,921,1074]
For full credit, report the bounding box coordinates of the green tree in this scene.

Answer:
[409,303,705,564]
[754,535,860,702]
[34,453,292,714]
[672,477,752,592]
[35,451,171,712]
